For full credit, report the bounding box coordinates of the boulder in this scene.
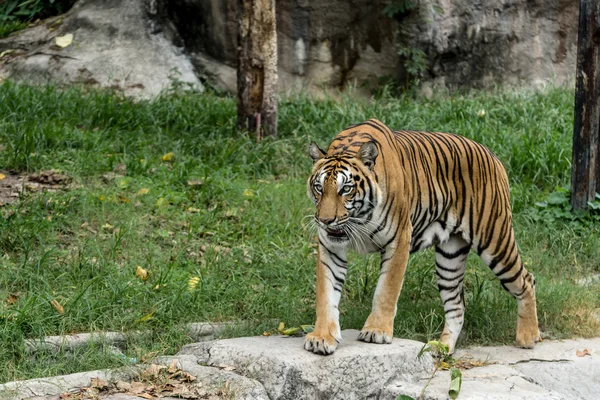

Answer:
[0,0,202,98]
[178,329,435,400]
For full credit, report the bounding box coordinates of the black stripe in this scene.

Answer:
[435,245,471,259]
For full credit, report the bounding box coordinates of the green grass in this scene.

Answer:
[0,20,28,38]
[0,82,599,383]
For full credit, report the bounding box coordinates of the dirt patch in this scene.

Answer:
[0,170,73,206]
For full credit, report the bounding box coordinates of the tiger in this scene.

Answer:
[304,118,540,355]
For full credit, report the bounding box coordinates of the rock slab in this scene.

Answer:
[0,0,201,98]
[178,329,435,400]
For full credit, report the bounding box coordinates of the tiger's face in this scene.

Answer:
[307,141,379,246]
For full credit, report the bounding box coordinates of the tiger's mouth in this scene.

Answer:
[324,227,349,241]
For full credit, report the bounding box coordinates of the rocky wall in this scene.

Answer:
[173,0,578,93]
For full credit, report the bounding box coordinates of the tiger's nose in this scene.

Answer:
[319,216,336,225]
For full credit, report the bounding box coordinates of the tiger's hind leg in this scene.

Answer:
[435,234,470,355]
[478,225,540,349]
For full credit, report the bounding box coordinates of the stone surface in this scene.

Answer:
[178,329,435,399]
[155,354,269,400]
[452,337,600,400]
[170,0,577,93]
[0,0,201,98]
[3,333,600,399]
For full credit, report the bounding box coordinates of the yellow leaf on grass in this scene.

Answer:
[136,266,148,281]
[137,188,149,195]
[243,189,254,198]
[161,152,175,162]
[0,173,5,180]
[50,299,64,315]
[188,276,200,291]
[138,310,156,323]
[278,322,285,332]
[55,33,73,48]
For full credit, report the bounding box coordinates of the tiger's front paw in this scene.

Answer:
[304,331,339,355]
[357,326,392,344]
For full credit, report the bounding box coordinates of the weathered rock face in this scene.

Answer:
[175,0,578,93]
[0,0,578,96]
[0,0,202,98]
[411,0,578,90]
[166,0,399,93]
[178,329,435,400]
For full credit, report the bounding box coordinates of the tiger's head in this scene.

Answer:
[307,141,380,246]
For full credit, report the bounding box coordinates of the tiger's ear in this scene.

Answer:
[357,141,378,170]
[309,142,326,163]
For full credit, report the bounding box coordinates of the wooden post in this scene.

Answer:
[236,0,278,139]
[571,0,600,210]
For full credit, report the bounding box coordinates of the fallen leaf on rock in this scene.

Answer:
[0,173,5,180]
[90,377,108,389]
[172,384,199,399]
[129,381,147,394]
[138,393,152,399]
[55,33,73,48]
[576,349,592,357]
[146,363,166,376]
[168,359,178,373]
[115,380,132,391]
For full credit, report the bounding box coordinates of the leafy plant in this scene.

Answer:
[417,341,462,399]
[382,0,417,18]
[531,186,600,226]
[397,44,428,79]
[2,0,75,21]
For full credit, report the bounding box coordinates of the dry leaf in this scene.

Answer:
[55,33,73,48]
[50,299,65,315]
[90,377,108,389]
[115,380,132,391]
[138,393,152,399]
[129,381,146,394]
[136,266,149,281]
[147,363,166,376]
[137,188,149,195]
[262,331,271,336]
[168,359,178,374]
[576,348,592,357]
[0,173,5,181]
[187,180,204,187]
[6,293,20,305]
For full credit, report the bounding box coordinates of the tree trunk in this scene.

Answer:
[236,0,278,140]
[571,0,600,210]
